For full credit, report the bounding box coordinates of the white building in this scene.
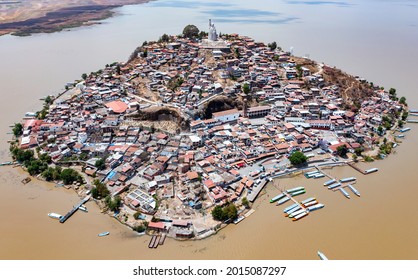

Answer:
[212,109,240,123]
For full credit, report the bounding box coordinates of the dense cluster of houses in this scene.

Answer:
[17,32,404,237]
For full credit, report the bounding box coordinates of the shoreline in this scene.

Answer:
[7,29,408,244]
[0,1,153,37]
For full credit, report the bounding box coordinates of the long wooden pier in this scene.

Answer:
[347,162,366,175]
[59,195,91,223]
[315,166,335,180]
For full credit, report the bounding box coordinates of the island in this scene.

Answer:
[0,0,153,36]
[9,20,409,242]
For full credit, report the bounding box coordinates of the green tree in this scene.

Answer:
[60,168,81,185]
[242,197,249,208]
[268,41,277,51]
[81,73,87,80]
[133,224,147,233]
[211,205,225,221]
[91,179,110,199]
[336,145,348,158]
[288,151,308,166]
[182,24,199,38]
[242,83,251,95]
[106,195,121,212]
[12,123,23,137]
[389,88,396,96]
[160,33,170,42]
[95,158,106,170]
[377,126,383,135]
[402,112,408,121]
[223,203,238,221]
[399,96,407,105]
[354,147,364,156]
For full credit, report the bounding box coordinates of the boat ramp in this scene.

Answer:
[248,179,268,202]
[148,234,166,249]
[59,195,91,223]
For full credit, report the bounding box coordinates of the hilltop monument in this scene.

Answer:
[208,19,218,41]
[200,19,228,50]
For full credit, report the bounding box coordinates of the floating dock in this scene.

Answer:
[59,195,91,223]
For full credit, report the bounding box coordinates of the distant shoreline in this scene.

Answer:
[0,1,152,37]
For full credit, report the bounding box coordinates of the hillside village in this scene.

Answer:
[13,22,407,239]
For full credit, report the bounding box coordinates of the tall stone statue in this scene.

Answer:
[208,19,218,41]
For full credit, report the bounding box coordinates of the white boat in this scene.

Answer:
[307,203,324,211]
[48,213,62,220]
[79,205,88,212]
[287,186,305,193]
[364,168,378,174]
[399,127,411,133]
[233,216,245,224]
[285,205,302,215]
[98,231,110,237]
[270,193,286,203]
[25,112,37,117]
[283,203,299,213]
[288,209,307,218]
[339,177,356,183]
[303,200,318,207]
[290,189,306,197]
[328,182,341,190]
[292,211,309,221]
[276,196,290,205]
[347,184,360,197]
[339,188,350,199]
[301,197,316,204]
[324,179,336,186]
[318,251,328,260]
[314,173,325,179]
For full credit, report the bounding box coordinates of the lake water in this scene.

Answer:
[0,0,417,259]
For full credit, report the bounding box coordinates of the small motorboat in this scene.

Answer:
[98,231,109,237]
